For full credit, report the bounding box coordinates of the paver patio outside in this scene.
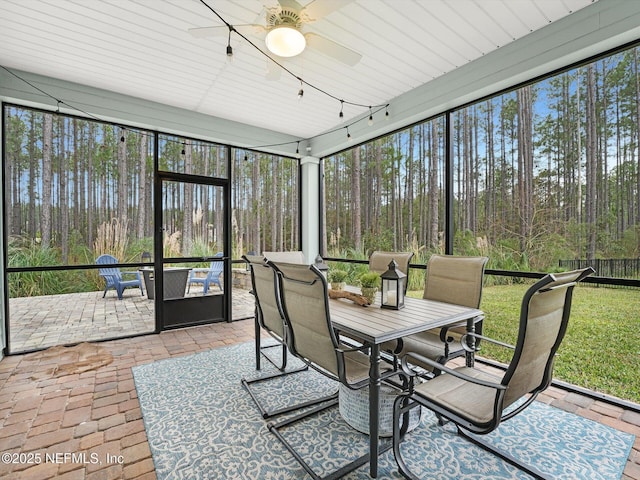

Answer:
[7,286,254,353]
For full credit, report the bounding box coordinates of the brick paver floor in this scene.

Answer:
[0,319,638,479]
[7,287,254,353]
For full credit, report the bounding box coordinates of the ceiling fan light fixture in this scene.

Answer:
[265,25,306,57]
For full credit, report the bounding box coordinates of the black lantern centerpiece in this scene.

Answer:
[314,254,329,280]
[380,259,406,310]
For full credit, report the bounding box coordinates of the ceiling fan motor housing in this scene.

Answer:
[266,8,304,29]
[265,7,307,57]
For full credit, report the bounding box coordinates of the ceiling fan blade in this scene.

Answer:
[302,0,355,21]
[277,0,304,13]
[305,33,362,66]
[188,24,265,38]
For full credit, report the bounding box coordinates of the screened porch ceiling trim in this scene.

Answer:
[1,0,640,158]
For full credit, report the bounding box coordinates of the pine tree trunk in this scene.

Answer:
[60,116,69,262]
[517,86,533,252]
[117,128,127,224]
[183,140,193,255]
[428,120,439,249]
[585,64,598,260]
[41,113,53,248]
[28,111,36,238]
[353,146,361,252]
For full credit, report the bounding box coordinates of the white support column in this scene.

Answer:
[300,156,320,264]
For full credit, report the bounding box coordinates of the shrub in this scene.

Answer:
[358,272,380,288]
[328,269,348,283]
[7,240,94,296]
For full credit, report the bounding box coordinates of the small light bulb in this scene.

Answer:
[298,88,304,100]
[368,114,373,126]
[226,28,234,64]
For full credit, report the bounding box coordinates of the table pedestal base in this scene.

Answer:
[339,384,422,437]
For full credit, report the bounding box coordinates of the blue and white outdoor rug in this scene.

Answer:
[132,341,634,479]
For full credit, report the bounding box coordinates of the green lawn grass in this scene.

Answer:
[409,284,640,403]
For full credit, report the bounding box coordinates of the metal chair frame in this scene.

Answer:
[392,267,595,480]
[241,255,337,419]
[390,254,488,375]
[267,261,400,480]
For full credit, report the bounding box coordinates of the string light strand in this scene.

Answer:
[197,0,387,111]
[1,64,390,155]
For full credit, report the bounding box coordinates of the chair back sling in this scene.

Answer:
[423,254,487,308]
[369,251,414,294]
[369,251,414,276]
[263,251,306,264]
[271,262,342,380]
[501,268,591,412]
[244,255,285,340]
[422,254,488,340]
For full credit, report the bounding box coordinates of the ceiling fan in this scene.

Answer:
[190,0,362,73]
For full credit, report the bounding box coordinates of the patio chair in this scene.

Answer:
[262,250,305,264]
[386,254,488,373]
[96,254,144,300]
[241,255,337,419]
[267,260,398,480]
[392,267,595,480]
[369,251,414,294]
[187,252,223,294]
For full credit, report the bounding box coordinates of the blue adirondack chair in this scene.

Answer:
[96,254,144,300]
[187,253,224,294]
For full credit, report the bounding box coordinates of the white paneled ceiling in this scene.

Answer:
[0,0,597,141]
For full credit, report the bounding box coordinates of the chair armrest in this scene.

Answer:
[460,332,515,353]
[191,268,210,273]
[400,351,443,376]
[439,315,485,343]
[401,351,507,391]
